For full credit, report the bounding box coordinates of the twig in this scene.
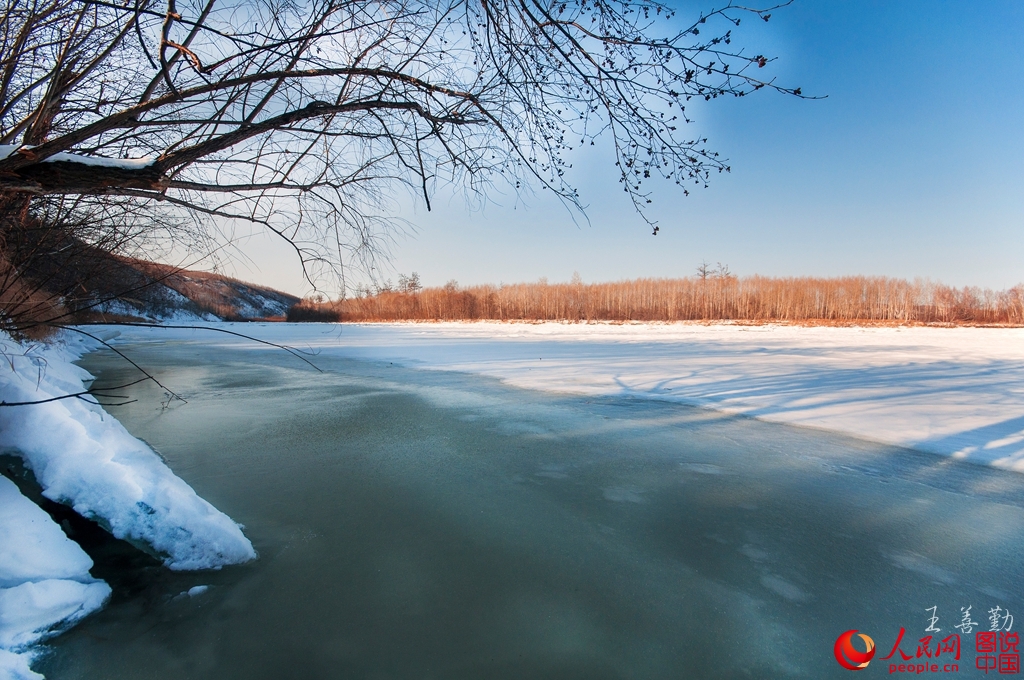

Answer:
[55,325,188,403]
[0,376,149,406]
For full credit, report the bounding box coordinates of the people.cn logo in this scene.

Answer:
[835,630,877,671]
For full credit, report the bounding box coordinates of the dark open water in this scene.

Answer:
[32,335,1024,679]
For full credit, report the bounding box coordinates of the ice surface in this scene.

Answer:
[48,340,1024,678]
[0,333,256,570]
[101,322,1024,470]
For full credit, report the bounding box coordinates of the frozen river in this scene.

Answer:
[34,330,1024,678]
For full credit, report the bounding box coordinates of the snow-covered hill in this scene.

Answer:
[79,260,300,323]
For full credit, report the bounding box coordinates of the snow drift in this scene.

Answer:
[0,475,110,675]
[0,332,256,569]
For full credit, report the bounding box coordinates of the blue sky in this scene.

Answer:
[233,0,1024,295]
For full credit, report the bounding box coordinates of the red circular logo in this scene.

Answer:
[835,630,876,671]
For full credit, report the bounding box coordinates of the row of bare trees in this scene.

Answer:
[311,275,1024,324]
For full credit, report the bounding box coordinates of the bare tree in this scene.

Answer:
[398,271,421,293]
[0,0,802,331]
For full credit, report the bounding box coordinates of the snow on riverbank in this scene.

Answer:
[105,321,1024,471]
[0,331,256,678]
[0,476,110,678]
[0,649,42,680]
[0,333,256,569]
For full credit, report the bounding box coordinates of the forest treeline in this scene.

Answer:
[288,275,1024,325]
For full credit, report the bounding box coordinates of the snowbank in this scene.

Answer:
[0,477,97,589]
[0,649,43,680]
[0,578,110,649]
[103,321,1024,471]
[0,476,110,674]
[0,332,256,570]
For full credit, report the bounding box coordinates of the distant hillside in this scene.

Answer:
[73,258,300,323]
[1,208,301,337]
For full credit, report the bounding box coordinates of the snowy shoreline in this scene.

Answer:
[0,332,256,679]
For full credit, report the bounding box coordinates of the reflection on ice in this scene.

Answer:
[760,575,811,603]
[600,487,645,504]
[884,551,958,586]
[680,463,728,475]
